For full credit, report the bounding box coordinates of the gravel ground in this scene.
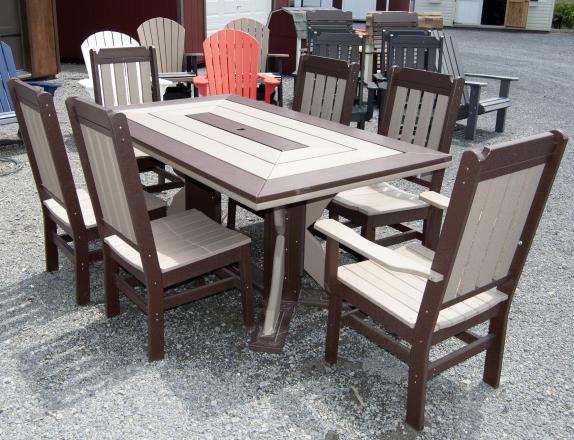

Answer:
[1,30,573,439]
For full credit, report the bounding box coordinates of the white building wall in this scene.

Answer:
[413,0,555,31]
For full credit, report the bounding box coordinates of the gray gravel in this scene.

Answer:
[1,30,573,439]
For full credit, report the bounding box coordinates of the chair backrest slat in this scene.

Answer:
[79,122,137,243]
[203,30,260,100]
[311,32,362,65]
[293,55,359,126]
[81,31,140,82]
[91,46,160,107]
[386,34,443,74]
[225,18,270,72]
[137,17,185,73]
[0,42,15,112]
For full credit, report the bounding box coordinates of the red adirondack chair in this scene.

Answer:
[193,29,280,104]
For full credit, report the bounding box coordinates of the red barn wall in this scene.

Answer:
[56,0,178,61]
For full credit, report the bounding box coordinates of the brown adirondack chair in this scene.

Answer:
[226,55,360,230]
[67,97,254,361]
[90,46,183,193]
[327,67,464,250]
[8,78,166,305]
[193,30,280,104]
[317,129,568,430]
[224,18,288,106]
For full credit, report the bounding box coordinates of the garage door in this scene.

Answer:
[205,0,272,36]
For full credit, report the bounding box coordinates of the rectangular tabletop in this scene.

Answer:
[122,95,451,211]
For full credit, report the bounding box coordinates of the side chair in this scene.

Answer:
[8,78,166,305]
[327,67,464,250]
[90,46,184,193]
[317,130,568,430]
[67,97,254,361]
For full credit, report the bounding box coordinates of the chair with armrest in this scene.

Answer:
[317,129,568,430]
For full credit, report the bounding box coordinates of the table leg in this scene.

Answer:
[249,203,305,353]
[184,176,221,223]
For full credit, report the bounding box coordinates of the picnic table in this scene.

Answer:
[121,95,451,352]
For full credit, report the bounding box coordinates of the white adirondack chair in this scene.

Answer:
[78,31,170,99]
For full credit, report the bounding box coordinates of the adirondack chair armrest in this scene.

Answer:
[465,80,488,88]
[419,191,450,210]
[185,53,203,75]
[464,73,519,82]
[268,53,289,58]
[16,70,31,79]
[192,76,208,96]
[315,219,444,282]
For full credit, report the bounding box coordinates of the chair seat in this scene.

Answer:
[105,209,251,273]
[133,148,150,159]
[159,72,196,83]
[333,182,428,216]
[338,242,508,331]
[44,188,166,230]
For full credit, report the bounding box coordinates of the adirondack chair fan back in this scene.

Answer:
[194,30,279,104]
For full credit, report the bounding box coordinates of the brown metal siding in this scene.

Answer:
[56,0,177,61]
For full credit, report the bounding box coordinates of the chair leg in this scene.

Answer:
[74,241,90,306]
[324,291,343,365]
[406,345,431,431]
[43,211,58,272]
[239,246,254,328]
[227,199,237,230]
[495,108,507,133]
[147,286,165,361]
[328,211,338,221]
[483,309,509,388]
[422,208,442,251]
[104,246,120,318]
[361,220,376,242]
[157,163,166,187]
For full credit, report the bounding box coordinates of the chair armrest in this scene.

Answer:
[16,69,31,79]
[314,219,444,282]
[185,52,203,57]
[268,53,289,58]
[184,53,202,75]
[465,73,519,82]
[419,191,449,210]
[465,81,488,88]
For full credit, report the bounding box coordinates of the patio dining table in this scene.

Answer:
[120,95,451,353]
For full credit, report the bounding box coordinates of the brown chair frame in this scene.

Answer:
[90,46,183,193]
[67,97,254,361]
[327,66,464,250]
[227,55,359,230]
[320,130,568,430]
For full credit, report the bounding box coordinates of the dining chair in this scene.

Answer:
[327,67,464,250]
[90,46,183,193]
[224,18,288,106]
[67,96,255,361]
[8,78,166,305]
[193,29,280,104]
[226,55,360,230]
[316,130,568,430]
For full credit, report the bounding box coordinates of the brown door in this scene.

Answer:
[504,0,529,28]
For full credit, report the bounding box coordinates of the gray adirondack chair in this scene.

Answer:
[225,18,288,106]
[433,31,519,140]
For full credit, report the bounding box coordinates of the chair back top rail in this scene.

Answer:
[225,18,270,72]
[90,46,160,107]
[67,97,159,271]
[426,131,567,315]
[137,17,185,73]
[203,30,260,99]
[81,31,140,82]
[306,10,353,36]
[431,31,470,105]
[292,55,359,126]
[8,79,86,231]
